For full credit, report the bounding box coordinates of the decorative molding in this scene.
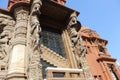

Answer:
[13,7,28,46]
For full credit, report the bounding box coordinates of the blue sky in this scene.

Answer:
[0,0,120,62]
[66,0,120,63]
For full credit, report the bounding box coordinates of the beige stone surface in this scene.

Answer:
[8,45,26,74]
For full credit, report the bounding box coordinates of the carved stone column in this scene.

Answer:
[7,7,28,80]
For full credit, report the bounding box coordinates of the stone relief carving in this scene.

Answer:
[29,63,42,80]
[29,0,42,65]
[28,0,43,80]
[0,13,15,61]
[30,0,42,51]
[67,12,86,68]
[67,13,93,80]
[13,7,29,46]
[0,13,15,80]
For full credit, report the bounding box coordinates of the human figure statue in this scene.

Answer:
[0,14,14,61]
[67,12,86,68]
[0,31,9,60]
[30,0,42,51]
[29,0,43,80]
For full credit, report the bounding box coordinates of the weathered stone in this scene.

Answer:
[0,0,120,80]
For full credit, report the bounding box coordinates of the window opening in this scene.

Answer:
[53,72,65,77]
[41,26,66,57]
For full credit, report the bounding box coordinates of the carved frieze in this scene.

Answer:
[0,13,15,61]
[0,13,15,80]
[13,7,28,45]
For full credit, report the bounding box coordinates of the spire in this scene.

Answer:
[51,0,66,5]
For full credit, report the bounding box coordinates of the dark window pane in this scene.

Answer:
[53,72,65,77]
[41,26,66,57]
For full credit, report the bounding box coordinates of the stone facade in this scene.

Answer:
[0,0,120,80]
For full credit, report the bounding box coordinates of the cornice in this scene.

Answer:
[82,35,108,44]
[97,55,116,62]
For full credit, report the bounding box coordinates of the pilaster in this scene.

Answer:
[7,7,28,80]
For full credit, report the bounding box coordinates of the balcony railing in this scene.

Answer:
[46,67,85,80]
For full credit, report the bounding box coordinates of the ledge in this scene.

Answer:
[97,56,116,62]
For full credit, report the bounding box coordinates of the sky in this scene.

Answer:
[0,0,120,63]
[66,0,120,63]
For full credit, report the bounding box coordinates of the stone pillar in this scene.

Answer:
[7,7,28,80]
